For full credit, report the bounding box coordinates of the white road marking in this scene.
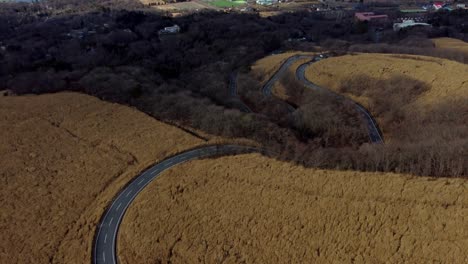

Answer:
[138,178,145,185]
[94,147,257,264]
[148,168,158,175]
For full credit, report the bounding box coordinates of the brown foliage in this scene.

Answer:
[279,70,368,147]
[330,75,467,177]
[340,74,430,134]
[349,43,468,64]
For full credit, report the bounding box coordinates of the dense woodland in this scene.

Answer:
[0,0,466,177]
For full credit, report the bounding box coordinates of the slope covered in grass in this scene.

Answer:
[119,153,468,263]
[432,37,468,55]
[251,51,315,84]
[0,92,205,263]
[305,53,468,109]
[300,53,466,176]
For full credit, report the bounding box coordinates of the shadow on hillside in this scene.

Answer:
[0,2,466,177]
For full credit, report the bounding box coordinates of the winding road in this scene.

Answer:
[228,72,252,113]
[262,53,383,144]
[93,145,258,264]
[296,57,384,143]
[262,54,315,96]
[93,52,384,264]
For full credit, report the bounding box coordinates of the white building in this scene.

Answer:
[158,25,180,35]
[393,20,430,32]
[256,0,278,5]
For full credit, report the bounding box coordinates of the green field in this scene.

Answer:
[209,0,246,7]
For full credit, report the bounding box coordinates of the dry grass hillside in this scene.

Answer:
[119,153,468,263]
[305,53,468,109]
[432,37,468,55]
[272,57,311,101]
[251,51,315,83]
[297,53,466,176]
[0,92,206,263]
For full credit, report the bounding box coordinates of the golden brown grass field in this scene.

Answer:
[251,51,315,84]
[432,37,468,55]
[119,154,468,263]
[2,92,467,263]
[0,92,205,263]
[305,53,468,109]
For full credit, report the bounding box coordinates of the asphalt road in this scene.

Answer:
[260,52,383,143]
[93,145,258,264]
[229,72,252,113]
[295,57,384,144]
[261,54,315,112]
[262,54,314,96]
[93,53,383,264]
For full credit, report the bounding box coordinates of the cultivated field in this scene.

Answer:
[119,153,468,263]
[0,92,205,263]
[154,1,211,11]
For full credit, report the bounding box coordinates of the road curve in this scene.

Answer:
[229,72,253,113]
[261,55,313,112]
[260,52,383,144]
[296,58,384,144]
[93,145,258,264]
[261,54,314,96]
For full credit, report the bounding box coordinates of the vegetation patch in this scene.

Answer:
[208,0,246,7]
[119,154,468,263]
[0,92,205,263]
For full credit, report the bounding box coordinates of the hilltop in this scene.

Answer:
[305,53,468,109]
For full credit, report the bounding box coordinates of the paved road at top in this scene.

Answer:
[262,54,315,96]
[296,58,384,143]
[261,53,383,144]
[261,55,315,112]
[229,72,252,113]
[93,145,258,264]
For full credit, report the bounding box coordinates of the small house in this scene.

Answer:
[158,25,180,35]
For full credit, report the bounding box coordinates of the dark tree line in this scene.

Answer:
[0,1,466,177]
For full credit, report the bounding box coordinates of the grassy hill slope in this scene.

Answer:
[432,37,468,55]
[0,92,205,263]
[305,53,468,109]
[119,153,468,263]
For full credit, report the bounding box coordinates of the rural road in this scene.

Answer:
[262,54,314,96]
[261,53,383,143]
[296,57,384,143]
[93,145,258,264]
[93,53,383,264]
[229,72,252,113]
[261,54,314,112]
